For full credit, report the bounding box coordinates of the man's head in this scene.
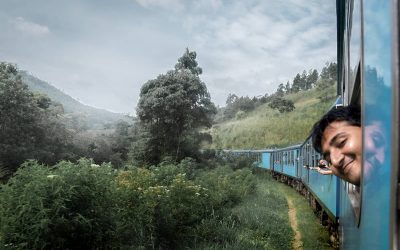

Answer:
[311,105,361,185]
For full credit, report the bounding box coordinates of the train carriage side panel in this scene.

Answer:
[282,149,298,178]
[300,142,310,185]
[260,152,271,169]
[308,170,339,217]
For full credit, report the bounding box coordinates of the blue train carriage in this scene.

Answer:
[300,136,339,221]
[271,145,301,178]
[336,0,399,249]
[222,149,265,168]
[257,149,274,170]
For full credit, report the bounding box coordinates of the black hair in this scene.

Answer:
[311,105,361,153]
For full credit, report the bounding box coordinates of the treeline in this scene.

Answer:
[216,62,337,122]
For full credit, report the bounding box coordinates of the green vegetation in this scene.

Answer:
[0,52,335,249]
[0,63,74,178]
[132,48,216,166]
[0,159,331,249]
[0,158,247,249]
[271,177,333,250]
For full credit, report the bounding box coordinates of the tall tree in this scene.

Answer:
[174,48,202,76]
[320,62,337,80]
[134,50,216,165]
[300,70,307,90]
[291,73,301,93]
[285,81,291,94]
[306,69,319,89]
[0,63,73,179]
[276,83,285,97]
[226,93,238,106]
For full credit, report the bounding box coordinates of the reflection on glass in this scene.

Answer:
[362,1,391,249]
[364,120,386,183]
[348,0,361,88]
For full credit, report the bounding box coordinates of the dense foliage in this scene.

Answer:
[0,63,74,179]
[0,158,258,249]
[268,97,295,113]
[134,49,217,165]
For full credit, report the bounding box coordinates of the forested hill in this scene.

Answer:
[208,62,338,149]
[20,71,127,129]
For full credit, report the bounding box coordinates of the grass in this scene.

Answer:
[262,173,333,250]
[193,173,292,249]
[195,172,332,249]
[207,85,336,149]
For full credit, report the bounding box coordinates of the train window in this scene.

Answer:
[348,0,361,102]
[291,151,294,165]
[290,151,293,165]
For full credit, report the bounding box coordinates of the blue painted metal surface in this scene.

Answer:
[282,149,297,178]
[308,170,338,217]
[260,152,271,169]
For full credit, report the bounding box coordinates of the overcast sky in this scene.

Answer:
[0,0,336,114]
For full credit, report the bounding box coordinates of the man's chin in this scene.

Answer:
[343,164,361,186]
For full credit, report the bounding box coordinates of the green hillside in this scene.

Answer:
[20,71,127,129]
[208,85,337,149]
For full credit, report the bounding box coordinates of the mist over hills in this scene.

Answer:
[20,71,129,129]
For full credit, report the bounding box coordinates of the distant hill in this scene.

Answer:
[207,84,337,149]
[20,71,128,129]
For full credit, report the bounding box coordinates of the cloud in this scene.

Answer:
[135,0,184,11]
[184,0,336,105]
[0,0,336,112]
[11,17,50,36]
[193,0,222,10]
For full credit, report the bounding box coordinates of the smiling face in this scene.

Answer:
[321,121,362,185]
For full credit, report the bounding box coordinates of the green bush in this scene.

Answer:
[195,166,256,214]
[0,159,118,250]
[115,165,210,249]
[235,110,247,120]
[0,159,260,249]
[114,167,158,248]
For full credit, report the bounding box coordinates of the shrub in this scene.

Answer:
[115,165,210,249]
[114,168,158,248]
[0,159,260,249]
[195,166,256,212]
[0,159,118,250]
[235,110,247,120]
[268,97,295,113]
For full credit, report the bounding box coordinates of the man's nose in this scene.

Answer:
[330,148,344,167]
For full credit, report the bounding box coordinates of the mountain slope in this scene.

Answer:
[20,71,127,129]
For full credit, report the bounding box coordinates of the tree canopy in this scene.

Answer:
[134,49,216,165]
[0,63,73,179]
